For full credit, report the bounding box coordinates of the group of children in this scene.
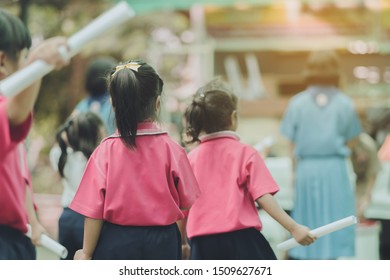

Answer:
[57,61,316,260]
[0,7,318,261]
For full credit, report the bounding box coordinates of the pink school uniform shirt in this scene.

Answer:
[0,96,33,234]
[70,122,200,226]
[186,131,279,239]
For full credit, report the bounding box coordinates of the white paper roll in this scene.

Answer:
[26,224,68,259]
[277,215,358,251]
[0,1,135,98]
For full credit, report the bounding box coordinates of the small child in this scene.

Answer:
[50,111,105,260]
[184,78,316,260]
[70,60,200,260]
[0,8,68,260]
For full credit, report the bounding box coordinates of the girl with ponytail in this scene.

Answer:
[70,60,199,260]
[184,78,315,260]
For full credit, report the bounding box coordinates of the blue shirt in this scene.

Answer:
[74,93,116,135]
[280,85,362,158]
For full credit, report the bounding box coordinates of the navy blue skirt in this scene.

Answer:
[92,222,182,260]
[190,228,277,260]
[58,207,84,260]
[0,225,36,260]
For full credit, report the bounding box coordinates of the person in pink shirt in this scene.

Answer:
[71,60,200,260]
[0,8,68,259]
[184,78,316,260]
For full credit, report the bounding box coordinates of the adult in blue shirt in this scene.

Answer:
[280,50,362,260]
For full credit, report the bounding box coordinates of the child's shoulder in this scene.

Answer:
[240,142,261,157]
[163,134,186,151]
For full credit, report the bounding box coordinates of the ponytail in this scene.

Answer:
[55,112,104,177]
[110,69,139,148]
[184,77,238,144]
[184,93,207,143]
[109,60,163,149]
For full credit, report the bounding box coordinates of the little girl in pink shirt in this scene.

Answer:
[71,60,199,260]
[184,78,316,260]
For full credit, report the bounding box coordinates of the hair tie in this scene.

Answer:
[112,61,141,77]
[193,92,206,109]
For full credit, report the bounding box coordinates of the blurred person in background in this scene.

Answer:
[50,112,105,260]
[372,133,390,260]
[280,50,362,260]
[71,56,117,135]
[350,132,381,221]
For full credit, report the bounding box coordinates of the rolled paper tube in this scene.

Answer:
[277,215,358,251]
[26,224,68,259]
[0,1,135,98]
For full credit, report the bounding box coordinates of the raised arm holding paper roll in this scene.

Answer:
[0,8,69,260]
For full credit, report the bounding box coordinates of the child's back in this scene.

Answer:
[184,78,315,260]
[70,60,199,260]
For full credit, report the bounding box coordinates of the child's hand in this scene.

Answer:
[29,221,47,246]
[290,224,316,246]
[27,36,70,69]
[73,249,92,260]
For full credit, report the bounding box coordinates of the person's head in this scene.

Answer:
[56,111,105,177]
[85,56,117,97]
[184,77,238,143]
[0,9,32,79]
[109,59,164,149]
[303,49,341,87]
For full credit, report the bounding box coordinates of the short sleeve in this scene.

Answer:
[245,151,279,201]
[280,100,298,142]
[0,100,10,155]
[69,150,106,219]
[0,97,32,158]
[172,151,200,209]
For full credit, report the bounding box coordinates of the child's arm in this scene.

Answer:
[177,213,190,260]
[256,194,316,246]
[73,217,103,260]
[25,185,46,245]
[6,37,69,126]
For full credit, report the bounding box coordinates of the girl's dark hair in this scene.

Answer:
[56,112,104,177]
[303,50,341,87]
[185,77,238,143]
[0,9,32,61]
[85,57,117,97]
[109,59,163,149]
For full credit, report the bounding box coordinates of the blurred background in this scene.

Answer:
[2,0,390,259]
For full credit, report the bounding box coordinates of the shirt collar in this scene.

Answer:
[307,85,339,94]
[199,130,240,143]
[136,122,166,135]
[108,121,167,139]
